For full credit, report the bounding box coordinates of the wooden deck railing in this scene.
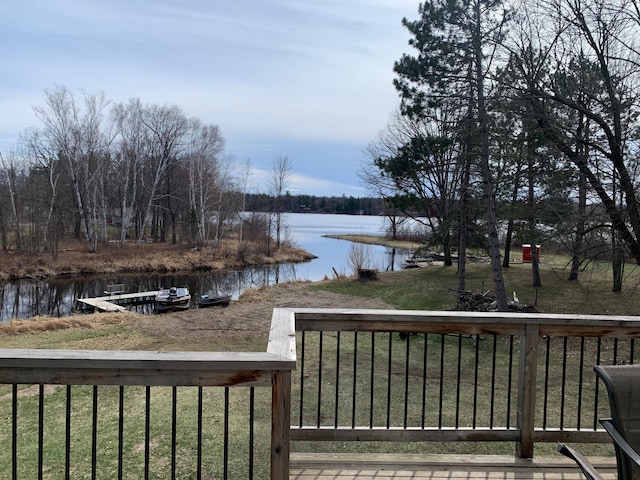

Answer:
[1,308,640,479]
[287,309,640,459]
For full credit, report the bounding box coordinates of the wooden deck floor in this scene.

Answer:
[289,453,617,479]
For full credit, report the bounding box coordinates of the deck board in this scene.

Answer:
[289,454,617,480]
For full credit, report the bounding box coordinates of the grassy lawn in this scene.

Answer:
[312,255,640,315]
[0,255,638,477]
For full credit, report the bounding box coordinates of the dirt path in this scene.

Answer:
[125,281,394,351]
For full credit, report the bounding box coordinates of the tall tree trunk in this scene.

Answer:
[502,219,514,269]
[457,151,471,296]
[612,232,624,292]
[473,2,508,311]
[69,162,97,253]
[569,170,587,281]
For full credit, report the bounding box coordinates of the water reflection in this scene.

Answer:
[0,263,313,322]
[0,213,414,322]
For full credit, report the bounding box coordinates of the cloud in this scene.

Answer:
[247,166,365,197]
[0,0,420,196]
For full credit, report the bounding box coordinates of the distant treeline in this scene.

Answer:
[244,193,386,215]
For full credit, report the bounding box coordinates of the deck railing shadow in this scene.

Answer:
[1,308,640,479]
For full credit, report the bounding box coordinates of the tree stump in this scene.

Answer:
[357,268,378,281]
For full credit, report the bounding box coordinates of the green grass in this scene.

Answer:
[0,384,273,479]
[290,327,619,458]
[312,258,640,315]
[1,258,638,476]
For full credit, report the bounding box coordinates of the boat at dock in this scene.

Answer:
[197,294,231,308]
[155,287,191,313]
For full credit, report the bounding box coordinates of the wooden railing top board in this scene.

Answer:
[0,348,295,370]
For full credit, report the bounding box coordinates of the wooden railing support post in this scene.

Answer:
[271,370,291,480]
[517,323,539,458]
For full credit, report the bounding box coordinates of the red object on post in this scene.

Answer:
[522,244,541,263]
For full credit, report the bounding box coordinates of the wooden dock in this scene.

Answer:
[76,291,159,312]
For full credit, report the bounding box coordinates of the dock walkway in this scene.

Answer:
[76,291,159,312]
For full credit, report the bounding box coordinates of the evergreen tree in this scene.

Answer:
[394,0,511,310]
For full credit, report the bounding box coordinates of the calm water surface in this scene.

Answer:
[0,213,410,322]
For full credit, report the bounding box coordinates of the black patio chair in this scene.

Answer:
[558,364,640,480]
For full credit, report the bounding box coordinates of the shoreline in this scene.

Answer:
[0,240,316,282]
[323,234,419,251]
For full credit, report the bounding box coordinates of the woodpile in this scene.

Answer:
[455,290,539,313]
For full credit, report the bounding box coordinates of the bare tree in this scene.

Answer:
[269,155,292,249]
[365,107,466,266]
[510,0,640,277]
[0,151,24,252]
[111,99,149,244]
[236,159,252,253]
[138,103,189,244]
[184,119,226,246]
[19,127,63,254]
[33,86,112,253]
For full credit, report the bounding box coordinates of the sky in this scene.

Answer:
[0,0,419,197]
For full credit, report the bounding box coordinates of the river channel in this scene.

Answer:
[0,213,413,322]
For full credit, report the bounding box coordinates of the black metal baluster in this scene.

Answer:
[386,333,392,429]
[12,384,17,480]
[335,331,341,428]
[38,384,44,480]
[560,337,568,429]
[403,333,410,428]
[65,385,71,480]
[594,338,602,430]
[455,335,462,428]
[299,331,305,427]
[144,386,150,480]
[369,332,375,428]
[489,335,497,428]
[351,332,358,428]
[506,336,514,428]
[543,336,551,429]
[421,334,428,429]
[91,385,98,480]
[577,337,585,430]
[118,386,124,480]
[438,335,445,429]
[249,387,255,480]
[171,386,177,480]
[317,332,323,427]
[197,386,203,479]
[223,387,229,480]
[473,336,480,429]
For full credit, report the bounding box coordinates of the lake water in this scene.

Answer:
[0,213,411,322]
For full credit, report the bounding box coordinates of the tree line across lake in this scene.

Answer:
[244,193,385,216]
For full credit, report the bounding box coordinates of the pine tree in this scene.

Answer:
[394,0,511,310]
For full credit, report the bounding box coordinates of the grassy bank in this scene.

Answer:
[0,238,314,282]
[313,255,640,315]
[323,234,420,251]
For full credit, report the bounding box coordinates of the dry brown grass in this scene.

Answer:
[0,312,139,336]
[324,234,419,250]
[0,239,314,281]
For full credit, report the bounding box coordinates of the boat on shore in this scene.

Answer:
[155,287,191,313]
[198,294,231,308]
